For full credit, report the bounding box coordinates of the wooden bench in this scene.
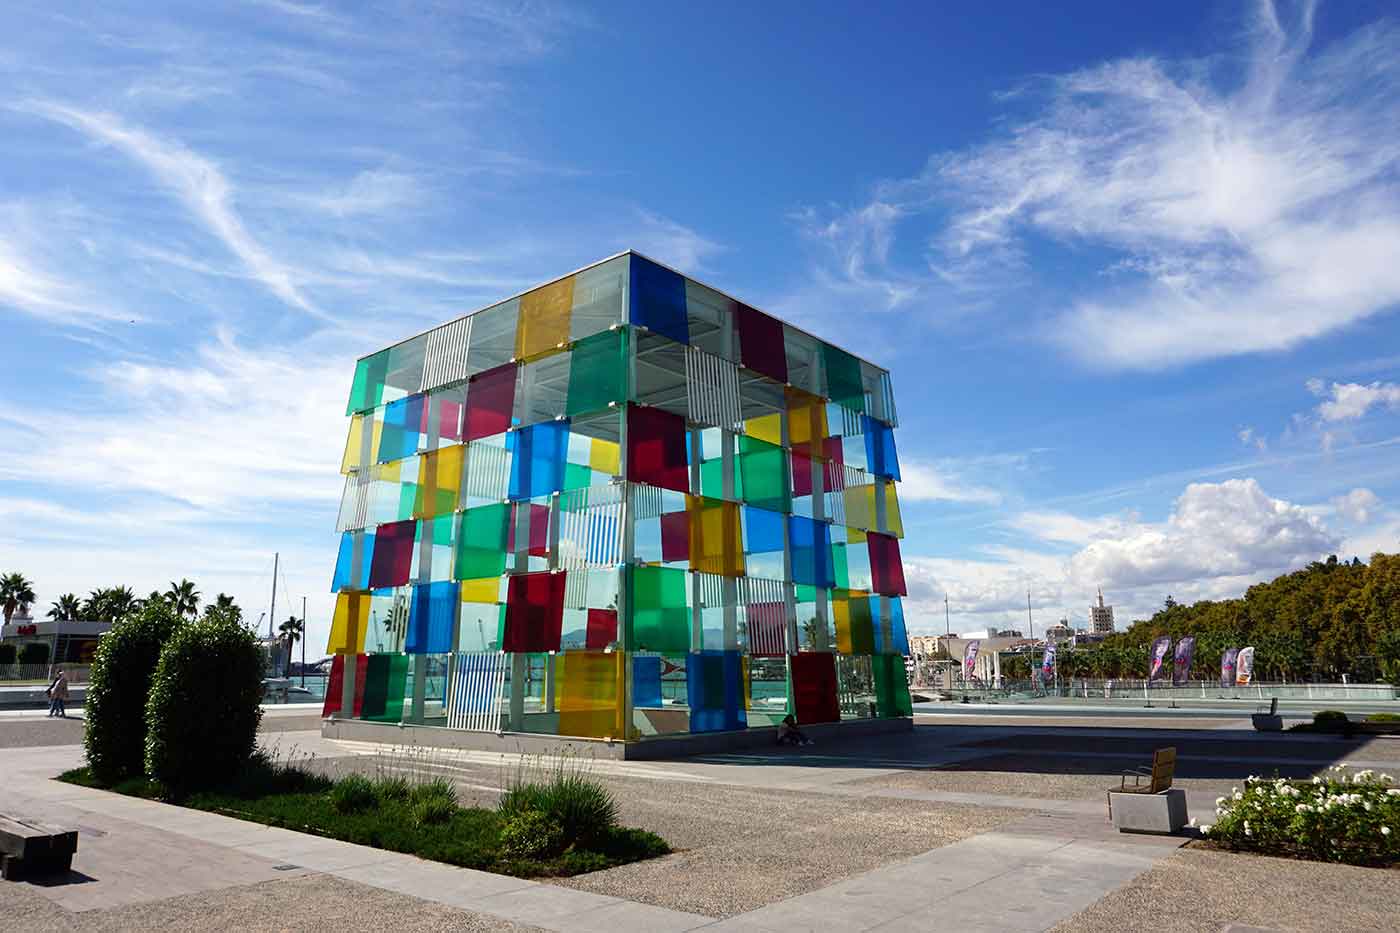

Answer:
[0,815,78,880]
[1106,746,1175,818]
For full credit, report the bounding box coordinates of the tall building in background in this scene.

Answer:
[1089,588,1115,634]
[323,251,912,744]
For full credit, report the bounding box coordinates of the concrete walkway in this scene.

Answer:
[1,736,1192,932]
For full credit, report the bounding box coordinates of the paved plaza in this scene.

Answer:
[1,705,1397,931]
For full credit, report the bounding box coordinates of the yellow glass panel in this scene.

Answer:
[516,275,575,361]
[844,483,876,531]
[558,650,624,739]
[327,592,369,654]
[589,437,620,475]
[786,387,828,448]
[687,495,743,576]
[833,593,853,654]
[882,482,903,538]
[744,412,783,447]
[414,444,464,518]
[847,527,867,544]
[341,414,363,474]
[459,577,500,603]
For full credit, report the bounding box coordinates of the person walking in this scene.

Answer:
[46,668,69,718]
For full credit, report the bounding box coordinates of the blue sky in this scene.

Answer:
[3,0,1399,651]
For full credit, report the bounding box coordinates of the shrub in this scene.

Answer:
[144,616,264,793]
[1201,767,1400,866]
[19,642,49,665]
[1366,713,1400,723]
[410,778,458,808]
[499,810,565,860]
[83,603,183,783]
[1313,709,1348,725]
[412,794,457,827]
[374,776,412,802]
[0,643,15,665]
[330,774,378,814]
[500,757,618,849]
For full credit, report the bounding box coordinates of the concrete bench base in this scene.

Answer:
[1251,713,1283,732]
[1109,787,1188,835]
[0,815,78,880]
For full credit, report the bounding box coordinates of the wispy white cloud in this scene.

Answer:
[18,101,328,320]
[1310,380,1400,422]
[899,459,1003,505]
[792,0,1400,370]
[306,168,422,217]
[625,210,724,273]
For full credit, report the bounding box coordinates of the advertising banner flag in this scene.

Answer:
[1148,636,1172,683]
[1236,646,1256,686]
[1221,648,1238,688]
[962,640,980,679]
[1041,643,1056,679]
[1172,636,1195,687]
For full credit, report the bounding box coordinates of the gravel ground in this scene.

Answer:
[851,753,1319,801]
[1047,846,1400,933]
[550,775,1021,917]
[0,717,84,748]
[0,872,544,932]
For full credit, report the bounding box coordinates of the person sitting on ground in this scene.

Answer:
[776,714,813,747]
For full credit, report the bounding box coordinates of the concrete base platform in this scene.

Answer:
[1110,787,1188,835]
[321,715,913,759]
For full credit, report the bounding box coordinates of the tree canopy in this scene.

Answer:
[1055,553,1400,683]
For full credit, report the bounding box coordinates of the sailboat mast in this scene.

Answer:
[269,552,278,640]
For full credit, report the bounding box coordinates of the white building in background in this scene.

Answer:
[1044,620,1075,644]
[1090,589,1115,634]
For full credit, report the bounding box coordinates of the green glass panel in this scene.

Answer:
[347,350,389,415]
[739,435,790,514]
[873,654,913,717]
[455,503,509,580]
[566,328,627,417]
[628,565,690,653]
[849,596,875,655]
[397,482,418,521]
[822,343,865,412]
[832,543,850,590]
[361,653,409,722]
[564,462,593,491]
[794,583,818,603]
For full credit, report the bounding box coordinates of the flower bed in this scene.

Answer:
[1199,766,1399,867]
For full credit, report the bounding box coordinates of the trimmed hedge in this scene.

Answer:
[83,603,183,783]
[0,643,15,665]
[144,616,264,792]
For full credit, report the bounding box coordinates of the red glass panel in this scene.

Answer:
[504,571,566,652]
[868,532,908,596]
[791,447,814,498]
[585,608,619,650]
[439,399,463,441]
[321,653,369,718]
[626,405,689,493]
[736,303,787,383]
[368,519,415,589]
[464,363,516,441]
[508,502,551,558]
[660,510,689,563]
[791,652,839,724]
[822,436,845,491]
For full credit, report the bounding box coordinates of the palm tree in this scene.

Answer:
[1,572,37,624]
[204,593,243,625]
[47,593,81,621]
[106,586,137,623]
[164,579,200,619]
[278,615,304,677]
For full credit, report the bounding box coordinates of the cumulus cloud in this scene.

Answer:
[1330,487,1380,524]
[791,1,1400,369]
[1311,381,1400,422]
[1068,478,1337,589]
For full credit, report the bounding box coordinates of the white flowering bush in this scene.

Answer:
[1200,766,1400,866]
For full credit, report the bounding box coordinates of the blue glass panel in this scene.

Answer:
[686,650,745,733]
[508,420,570,501]
[406,581,458,653]
[331,530,375,592]
[788,515,834,588]
[632,655,664,709]
[743,505,785,554]
[888,596,910,656]
[378,394,425,462]
[629,255,688,345]
[863,415,901,481]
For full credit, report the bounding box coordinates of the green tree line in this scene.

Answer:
[1052,553,1400,684]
